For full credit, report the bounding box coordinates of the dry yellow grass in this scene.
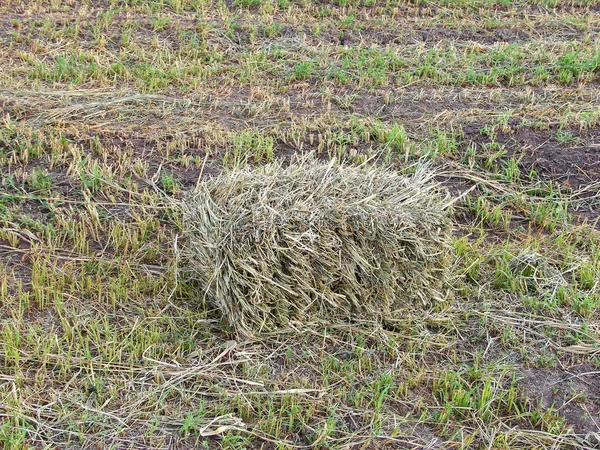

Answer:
[181,156,452,337]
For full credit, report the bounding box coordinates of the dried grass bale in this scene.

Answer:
[181,157,453,337]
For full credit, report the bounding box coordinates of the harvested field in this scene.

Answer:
[0,0,599,449]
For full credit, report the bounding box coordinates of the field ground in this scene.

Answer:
[1,0,600,448]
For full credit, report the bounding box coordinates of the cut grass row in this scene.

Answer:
[5,39,600,90]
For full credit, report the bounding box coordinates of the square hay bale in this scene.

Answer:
[181,157,453,337]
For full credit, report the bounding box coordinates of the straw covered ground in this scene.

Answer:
[1,0,599,448]
[181,157,452,337]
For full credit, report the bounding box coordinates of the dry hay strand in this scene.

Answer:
[180,156,453,337]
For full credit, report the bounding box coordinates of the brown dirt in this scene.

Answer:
[463,123,600,190]
[519,364,600,445]
[375,25,535,46]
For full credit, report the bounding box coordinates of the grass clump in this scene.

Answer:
[181,156,453,337]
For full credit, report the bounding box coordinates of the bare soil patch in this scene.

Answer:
[463,123,600,190]
[519,365,600,445]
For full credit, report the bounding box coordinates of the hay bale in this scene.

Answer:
[181,156,453,337]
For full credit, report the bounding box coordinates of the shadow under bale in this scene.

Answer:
[180,156,453,338]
